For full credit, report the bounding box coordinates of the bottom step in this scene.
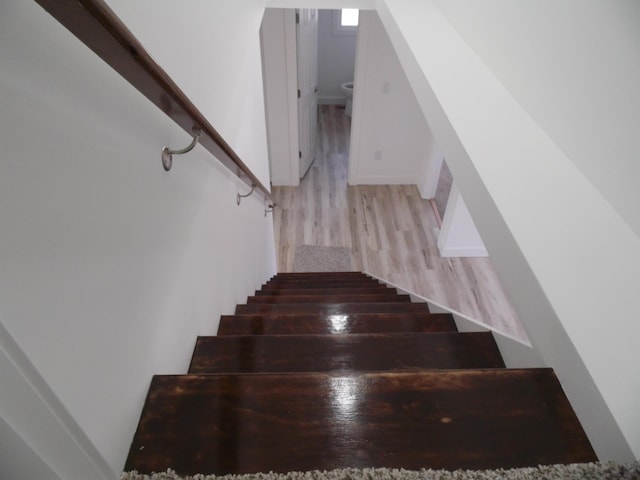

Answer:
[125,369,595,475]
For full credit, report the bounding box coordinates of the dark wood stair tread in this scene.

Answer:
[125,369,596,475]
[255,287,396,296]
[246,294,410,304]
[260,282,390,291]
[189,332,504,373]
[236,302,430,314]
[217,313,457,335]
[266,276,382,285]
[265,281,386,289]
[267,273,373,281]
[270,272,368,278]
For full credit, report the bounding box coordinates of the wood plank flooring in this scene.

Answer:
[272,106,526,340]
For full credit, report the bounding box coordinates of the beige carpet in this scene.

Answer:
[292,245,352,272]
[122,463,640,480]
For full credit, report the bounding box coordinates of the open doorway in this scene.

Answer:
[295,8,361,182]
[260,8,360,187]
[316,9,358,115]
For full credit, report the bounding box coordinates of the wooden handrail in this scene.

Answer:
[34,0,272,203]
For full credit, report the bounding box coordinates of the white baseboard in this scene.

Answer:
[417,182,431,199]
[363,270,542,369]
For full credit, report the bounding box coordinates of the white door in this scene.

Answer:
[296,8,318,178]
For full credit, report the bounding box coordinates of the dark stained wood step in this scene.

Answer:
[189,332,504,374]
[265,279,384,288]
[267,273,379,284]
[217,313,457,335]
[236,302,430,315]
[255,287,396,296]
[261,282,389,291]
[271,272,368,278]
[125,369,596,475]
[246,294,411,304]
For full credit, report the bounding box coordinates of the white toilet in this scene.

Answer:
[341,81,354,117]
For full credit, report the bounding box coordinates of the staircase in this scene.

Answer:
[125,272,596,476]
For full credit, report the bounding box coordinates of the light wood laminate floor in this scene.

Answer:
[272,106,526,340]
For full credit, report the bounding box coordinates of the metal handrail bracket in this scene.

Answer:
[265,203,275,217]
[162,131,201,171]
[237,183,256,205]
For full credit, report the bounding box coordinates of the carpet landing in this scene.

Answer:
[122,463,640,480]
[292,245,352,272]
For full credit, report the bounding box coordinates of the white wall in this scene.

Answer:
[378,0,640,461]
[105,0,271,188]
[435,0,640,239]
[0,1,275,477]
[317,9,357,104]
[0,415,59,480]
[349,10,438,185]
[261,8,300,186]
[417,142,443,200]
[438,183,489,257]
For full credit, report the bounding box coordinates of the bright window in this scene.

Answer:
[341,9,359,27]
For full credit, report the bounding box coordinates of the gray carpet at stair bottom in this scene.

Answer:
[292,245,352,272]
[121,463,640,480]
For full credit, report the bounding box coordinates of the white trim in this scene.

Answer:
[284,9,300,184]
[0,323,115,480]
[364,271,528,344]
[347,10,370,185]
[363,271,544,369]
[417,145,443,199]
[438,182,488,257]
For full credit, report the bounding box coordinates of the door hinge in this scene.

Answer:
[299,151,302,159]
[296,12,300,24]
[297,89,301,98]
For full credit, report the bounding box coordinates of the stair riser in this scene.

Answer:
[260,282,389,290]
[255,288,396,296]
[246,294,411,304]
[217,313,457,335]
[269,272,368,278]
[265,281,384,289]
[236,303,431,315]
[190,332,505,373]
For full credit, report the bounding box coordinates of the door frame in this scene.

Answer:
[262,7,365,187]
[260,8,300,186]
